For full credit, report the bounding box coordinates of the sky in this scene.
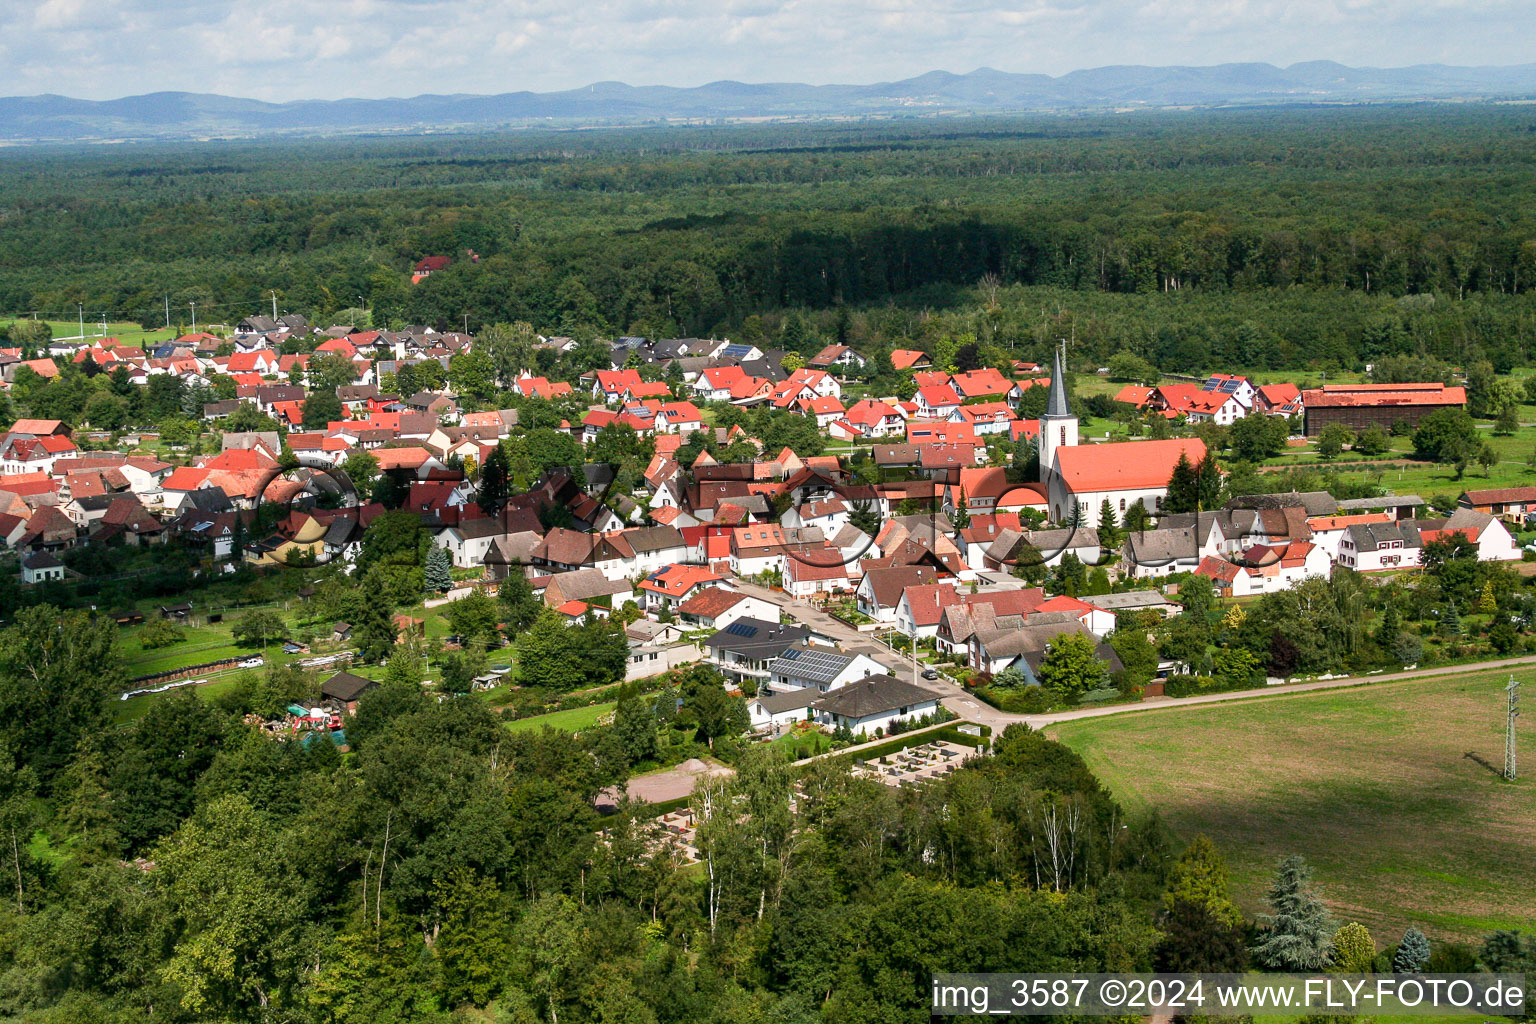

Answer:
[4,0,1534,102]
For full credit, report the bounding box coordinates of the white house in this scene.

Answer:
[20,551,65,584]
[763,645,885,696]
[810,675,939,736]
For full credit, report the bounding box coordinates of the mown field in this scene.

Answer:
[1049,669,1536,943]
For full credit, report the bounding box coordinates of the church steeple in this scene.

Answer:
[1043,344,1072,419]
[1037,342,1078,486]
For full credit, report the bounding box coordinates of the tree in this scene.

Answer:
[848,498,881,536]
[517,612,588,691]
[1035,632,1108,701]
[0,607,122,783]
[341,449,379,493]
[139,617,185,650]
[1107,626,1156,692]
[1179,573,1216,622]
[1230,412,1289,462]
[301,388,343,430]
[157,794,307,1017]
[1495,403,1520,436]
[1165,836,1244,926]
[443,589,500,644]
[1332,922,1376,973]
[613,692,659,765]
[1316,422,1355,460]
[1097,498,1121,549]
[499,566,542,636]
[952,494,970,529]
[1251,854,1335,970]
[1393,927,1430,973]
[1356,425,1391,456]
[685,680,750,749]
[1106,350,1159,384]
[1165,453,1200,513]
[424,545,454,594]
[1413,408,1480,469]
[231,609,287,647]
[353,568,399,663]
[1124,499,1152,534]
[478,443,510,518]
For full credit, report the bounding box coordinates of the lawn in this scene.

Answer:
[0,318,181,347]
[503,700,617,734]
[1048,668,1536,944]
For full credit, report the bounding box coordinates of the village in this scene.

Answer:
[0,306,1529,748]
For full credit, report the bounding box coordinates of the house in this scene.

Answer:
[677,587,781,631]
[20,550,65,584]
[1123,526,1206,578]
[748,689,822,731]
[320,672,378,713]
[808,344,868,373]
[811,675,939,736]
[1459,486,1536,523]
[950,368,1012,401]
[637,564,725,610]
[541,568,635,609]
[915,385,962,418]
[1200,373,1259,412]
[1301,383,1466,436]
[702,618,817,687]
[894,581,960,638]
[837,398,903,438]
[934,587,1047,654]
[1305,513,1393,561]
[856,565,942,623]
[1255,382,1304,417]
[782,547,856,598]
[890,349,930,371]
[764,644,885,695]
[434,518,514,569]
[1195,541,1332,597]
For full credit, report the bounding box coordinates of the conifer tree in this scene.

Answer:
[423,546,454,594]
[1251,854,1335,971]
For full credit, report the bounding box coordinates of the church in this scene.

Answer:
[1038,348,1206,528]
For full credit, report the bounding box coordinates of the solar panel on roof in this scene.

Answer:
[724,622,757,637]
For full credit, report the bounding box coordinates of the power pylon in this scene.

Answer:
[1506,676,1521,782]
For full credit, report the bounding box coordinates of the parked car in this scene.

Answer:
[239,657,264,669]
[921,668,940,680]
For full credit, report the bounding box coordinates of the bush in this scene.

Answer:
[975,684,1051,714]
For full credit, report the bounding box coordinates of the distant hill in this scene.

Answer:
[5,61,1536,142]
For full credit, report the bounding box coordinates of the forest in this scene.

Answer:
[4,105,1536,375]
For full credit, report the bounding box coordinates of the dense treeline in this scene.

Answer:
[0,606,1176,1023]
[4,105,1536,353]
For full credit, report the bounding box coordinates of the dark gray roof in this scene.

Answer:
[1125,527,1200,564]
[766,644,856,684]
[1043,346,1072,419]
[1226,490,1338,517]
[1335,495,1425,510]
[812,675,936,718]
[321,671,377,703]
[704,618,812,658]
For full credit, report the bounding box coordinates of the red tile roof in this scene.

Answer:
[1054,438,1207,494]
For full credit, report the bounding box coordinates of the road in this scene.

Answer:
[731,578,1536,732]
[728,580,963,700]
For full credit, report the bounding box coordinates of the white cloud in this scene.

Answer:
[3,0,1534,101]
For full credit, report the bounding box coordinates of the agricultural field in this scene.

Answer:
[1049,669,1536,943]
[502,700,617,734]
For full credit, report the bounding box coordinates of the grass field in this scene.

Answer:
[1048,669,1536,944]
[0,318,181,347]
[503,700,616,733]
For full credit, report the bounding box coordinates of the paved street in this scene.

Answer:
[732,577,1536,733]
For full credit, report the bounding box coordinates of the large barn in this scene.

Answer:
[1300,383,1466,436]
